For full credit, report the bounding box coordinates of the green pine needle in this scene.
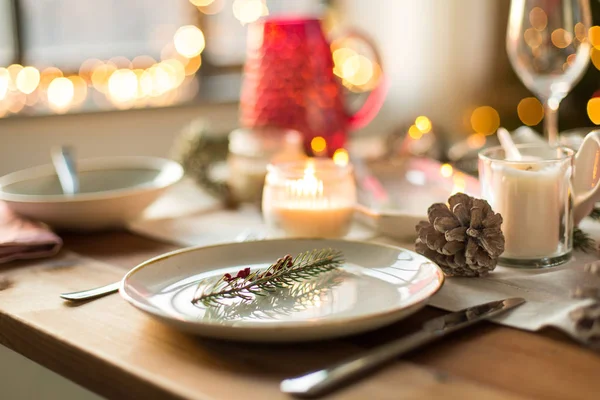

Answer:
[574,226,596,253]
[589,207,600,221]
[192,248,344,306]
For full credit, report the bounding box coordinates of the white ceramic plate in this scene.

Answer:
[121,239,444,342]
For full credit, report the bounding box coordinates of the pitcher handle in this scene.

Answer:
[335,30,389,131]
[573,130,600,225]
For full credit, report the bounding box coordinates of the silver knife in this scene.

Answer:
[280,297,525,398]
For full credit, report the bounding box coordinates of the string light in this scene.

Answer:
[47,77,74,111]
[16,67,40,94]
[233,0,268,25]
[173,25,206,58]
[0,68,9,100]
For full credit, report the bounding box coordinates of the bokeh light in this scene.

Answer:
[587,97,600,124]
[174,25,206,58]
[333,149,349,166]
[591,48,600,70]
[466,133,486,149]
[470,106,500,135]
[69,76,88,106]
[16,67,40,94]
[78,59,103,84]
[197,0,225,14]
[415,116,432,133]
[440,163,453,178]
[47,77,74,111]
[342,54,373,86]
[39,67,63,90]
[184,55,202,75]
[517,97,544,126]
[190,0,214,6]
[408,124,422,140]
[311,136,327,154]
[91,63,116,94]
[575,23,587,42]
[589,26,600,49]
[108,69,138,104]
[524,28,543,48]
[529,7,548,31]
[551,29,572,48]
[233,0,268,25]
[7,64,23,91]
[0,68,10,100]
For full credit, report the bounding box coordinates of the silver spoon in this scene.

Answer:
[60,230,263,302]
[51,146,79,195]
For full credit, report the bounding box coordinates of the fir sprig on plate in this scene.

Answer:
[202,272,346,322]
[192,248,344,306]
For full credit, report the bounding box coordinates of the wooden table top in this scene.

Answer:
[0,230,599,400]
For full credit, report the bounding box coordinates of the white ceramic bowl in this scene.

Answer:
[0,156,184,231]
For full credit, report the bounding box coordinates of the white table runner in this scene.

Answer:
[130,181,600,344]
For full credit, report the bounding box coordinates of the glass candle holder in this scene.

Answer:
[262,159,356,238]
[478,144,574,268]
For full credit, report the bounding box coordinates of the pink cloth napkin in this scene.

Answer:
[0,202,62,263]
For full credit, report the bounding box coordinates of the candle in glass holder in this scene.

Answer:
[479,144,573,268]
[262,159,356,238]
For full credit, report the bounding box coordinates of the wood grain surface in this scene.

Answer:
[0,231,598,400]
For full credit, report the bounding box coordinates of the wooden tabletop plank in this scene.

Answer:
[0,249,526,400]
[0,231,597,399]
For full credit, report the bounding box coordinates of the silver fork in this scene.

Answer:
[60,230,263,302]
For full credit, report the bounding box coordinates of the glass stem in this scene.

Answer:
[543,101,559,145]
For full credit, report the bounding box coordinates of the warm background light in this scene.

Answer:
[174,25,206,58]
[588,97,600,124]
[440,163,453,178]
[311,136,327,154]
[408,124,422,140]
[529,7,547,31]
[15,67,40,95]
[467,133,486,149]
[108,69,138,104]
[551,28,572,48]
[470,106,500,135]
[333,149,349,166]
[232,0,268,25]
[0,68,9,100]
[190,0,214,6]
[517,97,544,126]
[589,26,600,49]
[47,77,74,110]
[415,116,432,133]
[524,28,543,48]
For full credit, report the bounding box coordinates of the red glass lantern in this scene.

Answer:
[240,17,387,156]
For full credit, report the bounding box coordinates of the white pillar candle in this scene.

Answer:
[484,162,568,258]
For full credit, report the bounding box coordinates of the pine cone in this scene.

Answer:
[415,192,505,277]
[570,303,600,348]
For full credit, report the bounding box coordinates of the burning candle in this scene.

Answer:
[262,158,356,238]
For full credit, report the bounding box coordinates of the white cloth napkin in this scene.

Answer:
[129,181,600,343]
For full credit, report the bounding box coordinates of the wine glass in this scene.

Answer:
[507,0,591,144]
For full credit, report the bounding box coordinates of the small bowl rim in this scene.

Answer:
[0,156,184,203]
